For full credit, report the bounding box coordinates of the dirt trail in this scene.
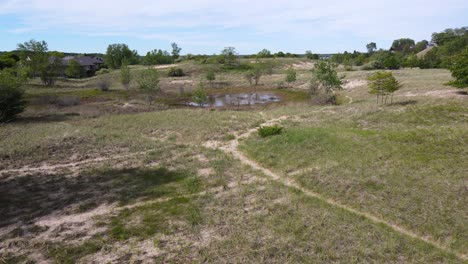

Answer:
[0,151,151,176]
[204,115,467,261]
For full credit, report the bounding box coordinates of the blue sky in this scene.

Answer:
[0,0,467,55]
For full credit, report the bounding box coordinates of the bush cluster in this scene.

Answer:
[258,125,283,138]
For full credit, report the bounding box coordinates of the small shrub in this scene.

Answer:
[167,67,185,77]
[258,125,283,138]
[97,77,111,91]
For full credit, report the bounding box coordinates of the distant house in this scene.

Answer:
[50,55,105,77]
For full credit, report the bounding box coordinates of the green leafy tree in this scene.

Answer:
[138,68,160,104]
[366,42,377,54]
[448,47,468,88]
[171,42,182,63]
[414,40,429,53]
[368,71,401,104]
[305,51,319,60]
[285,67,297,86]
[0,68,26,122]
[120,62,131,89]
[40,57,63,86]
[17,39,49,77]
[192,82,208,107]
[144,49,172,65]
[312,61,343,93]
[221,47,238,66]
[391,38,415,54]
[257,49,272,58]
[105,44,139,69]
[0,53,20,70]
[65,60,84,78]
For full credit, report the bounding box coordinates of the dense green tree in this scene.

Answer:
[275,51,285,58]
[257,49,272,58]
[221,47,238,66]
[448,47,468,88]
[414,40,429,53]
[143,49,172,65]
[313,61,343,93]
[0,68,26,122]
[17,39,49,77]
[391,38,415,54]
[171,42,182,62]
[65,60,84,78]
[431,27,468,46]
[383,54,401,69]
[366,42,377,54]
[0,53,20,70]
[105,44,139,69]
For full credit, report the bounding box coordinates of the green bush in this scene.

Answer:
[167,67,185,77]
[448,47,468,88]
[0,69,26,122]
[258,125,283,138]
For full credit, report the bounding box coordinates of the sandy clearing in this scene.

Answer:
[401,89,467,99]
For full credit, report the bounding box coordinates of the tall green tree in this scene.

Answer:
[17,39,49,77]
[221,47,238,66]
[312,61,343,93]
[391,38,415,54]
[105,44,139,69]
[171,42,182,63]
[257,49,272,58]
[366,42,377,54]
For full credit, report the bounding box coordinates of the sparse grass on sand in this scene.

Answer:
[0,64,467,263]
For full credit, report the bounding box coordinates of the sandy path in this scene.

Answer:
[204,115,467,261]
[0,151,151,176]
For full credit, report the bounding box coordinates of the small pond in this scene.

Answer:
[188,93,281,107]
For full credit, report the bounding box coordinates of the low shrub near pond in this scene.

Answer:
[258,125,283,138]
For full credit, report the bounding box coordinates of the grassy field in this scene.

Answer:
[0,59,467,263]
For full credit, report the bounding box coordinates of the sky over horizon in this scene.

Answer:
[0,0,467,55]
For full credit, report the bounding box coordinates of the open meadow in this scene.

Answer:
[0,59,467,263]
